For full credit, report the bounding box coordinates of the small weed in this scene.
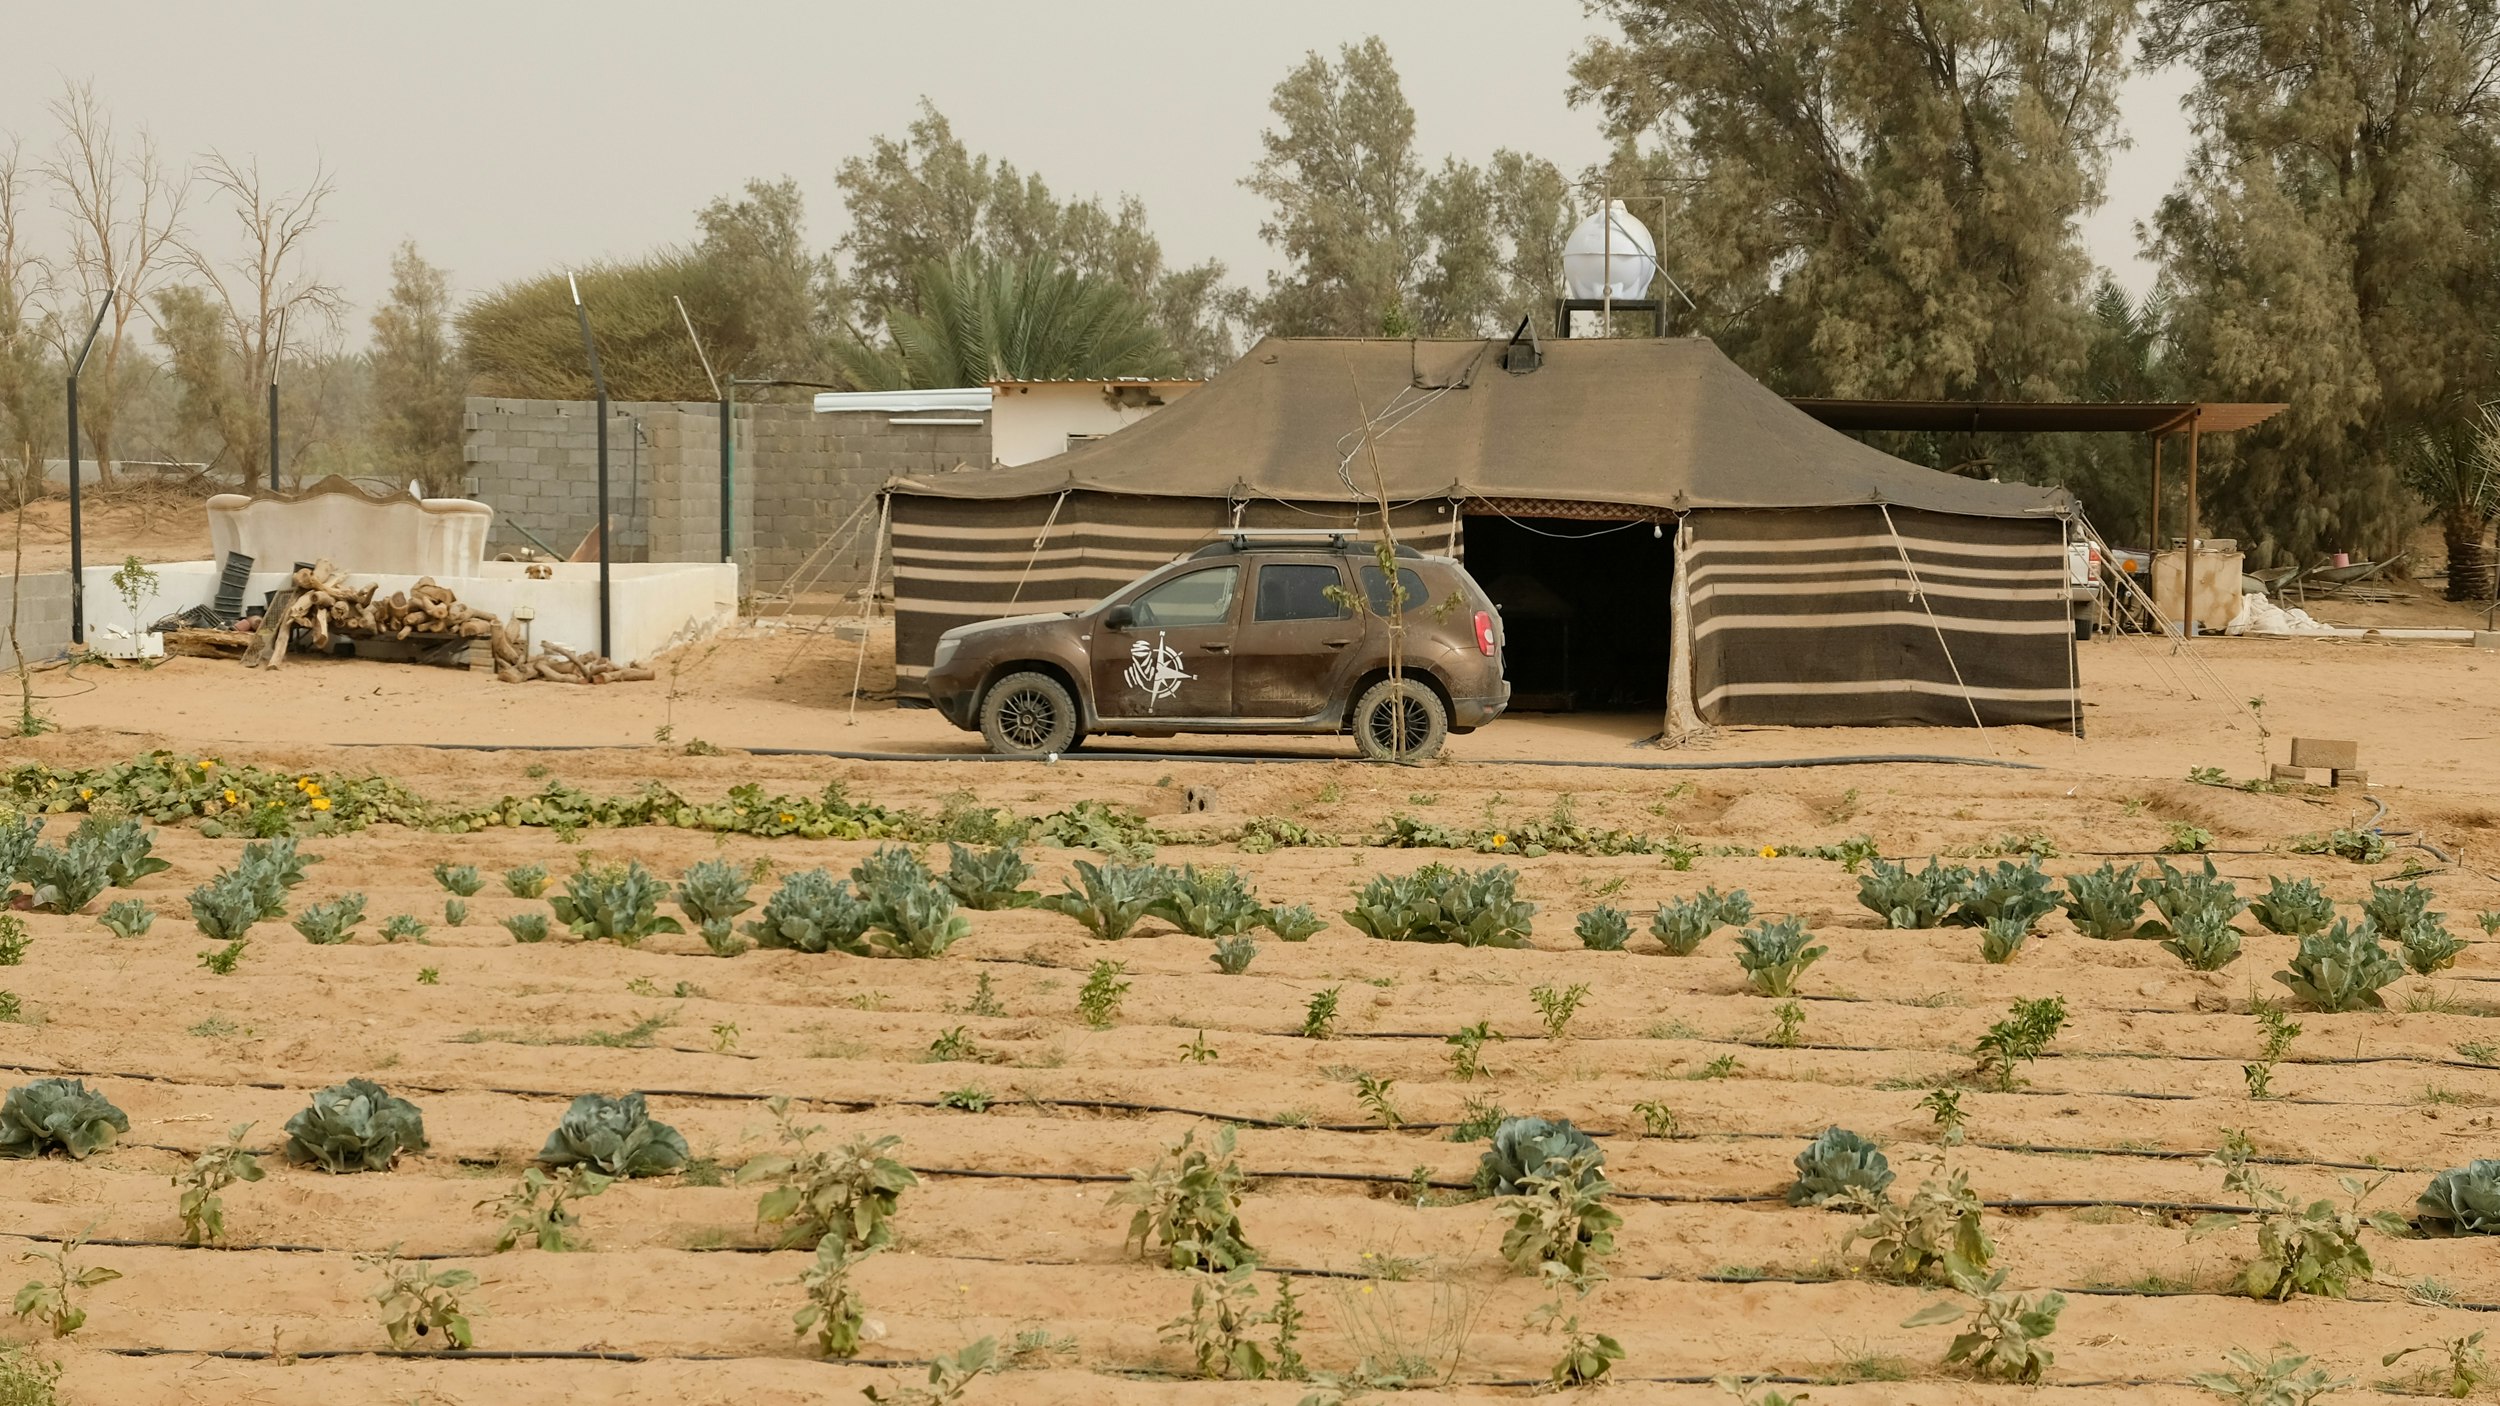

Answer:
[1532,982,1590,1039]
[926,1027,983,1063]
[2165,821,2215,853]
[1114,1126,1253,1271]
[1766,1001,1806,1049]
[1179,1030,1219,1065]
[734,1099,918,1252]
[0,917,28,966]
[1633,1099,1678,1138]
[174,1123,266,1245]
[12,1231,117,1337]
[1919,1085,1968,1145]
[1301,986,1342,1039]
[1973,996,2068,1092]
[794,1238,874,1358]
[958,971,1006,1018]
[1077,961,1130,1028]
[1451,1095,1507,1141]
[1447,1020,1496,1079]
[197,939,247,975]
[359,1246,476,1350]
[2383,1332,2489,1400]
[2192,1345,2354,1404]
[1689,1054,1741,1080]
[1355,1073,1403,1128]
[415,967,440,986]
[480,1165,611,1252]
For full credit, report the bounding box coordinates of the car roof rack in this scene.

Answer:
[1191,529,1425,559]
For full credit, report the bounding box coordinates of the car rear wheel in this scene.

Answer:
[980,671,1079,757]
[1352,677,1448,763]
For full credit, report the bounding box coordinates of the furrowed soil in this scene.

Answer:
[1,633,2496,1404]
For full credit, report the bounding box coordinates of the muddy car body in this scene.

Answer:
[925,534,1508,760]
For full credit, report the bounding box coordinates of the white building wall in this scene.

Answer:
[988,382,1201,466]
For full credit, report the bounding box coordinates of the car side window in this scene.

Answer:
[1129,565,1240,628]
[1254,564,1350,622]
[1357,565,1430,617]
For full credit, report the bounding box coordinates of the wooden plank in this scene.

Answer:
[241,588,297,669]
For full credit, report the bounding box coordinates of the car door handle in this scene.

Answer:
[1201,642,1231,654]
[1321,638,1353,648]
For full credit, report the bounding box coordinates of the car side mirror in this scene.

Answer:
[1103,606,1135,631]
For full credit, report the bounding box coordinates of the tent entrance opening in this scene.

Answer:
[1461,513,1673,713]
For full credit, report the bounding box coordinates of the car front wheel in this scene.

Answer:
[979,671,1080,757]
[1351,677,1448,763]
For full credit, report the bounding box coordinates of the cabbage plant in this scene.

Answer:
[1038,860,1169,941]
[1952,860,2057,931]
[538,1092,689,1177]
[2274,920,2405,1012]
[745,868,870,953]
[1343,864,1535,947]
[0,1078,130,1159]
[2416,1160,2500,1237]
[676,858,755,956]
[942,843,1036,910]
[1147,864,1266,939]
[2059,862,2144,939]
[1858,859,1968,929]
[285,1078,428,1172]
[1790,1126,1893,1206]
[2248,877,2335,938]
[1477,1116,1602,1195]
[188,870,264,942]
[1575,905,1632,951]
[551,861,682,943]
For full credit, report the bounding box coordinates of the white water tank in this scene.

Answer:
[1561,200,1659,301]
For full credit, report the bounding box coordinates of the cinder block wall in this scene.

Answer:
[462,398,986,598]
[0,571,73,661]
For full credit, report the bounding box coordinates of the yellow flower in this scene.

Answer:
[778,812,795,824]
[1490,832,1508,848]
[310,798,331,811]
[196,760,214,770]
[223,789,239,805]
[1759,845,1779,858]
[77,788,93,801]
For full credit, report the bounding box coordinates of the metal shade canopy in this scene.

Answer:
[1788,399,2288,436]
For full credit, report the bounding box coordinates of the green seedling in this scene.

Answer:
[1354,1073,1402,1128]
[1838,1169,1993,1282]
[1210,934,1258,974]
[1301,985,1342,1039]
[1077,960,1131,1028]
[501,912,550,943]
[1919,1085,1968,1144]
[481,1165,611,1251]
[1735,917,1826,996]
[2383,1332,2490,1400]
[503,864,550,898]
[2191,1345,2354,1405]
[98,898,153,939]
[175,1121,266,1247]
[734,1099,919,1252]
[380,913,425,942]
[1973,996,2067,1092]
[1113,1126,1254,1272]
[794,1238,875,1358]
[926,1027,982,1063]
[1575,905,1632,951]
[432,863,483,897]
[1179,1030,1219,1064]
[1633,1099,1678,1138]
[197,938,247,975]
[1532,982,1590,1039]
[1900,1261,2063,1382]
[12,1231,117,1337]
[359,1246,476,1351]
[1447,1019,1495,1078]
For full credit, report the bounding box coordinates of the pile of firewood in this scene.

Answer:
[282,561,500,650]
[489,626,652,685]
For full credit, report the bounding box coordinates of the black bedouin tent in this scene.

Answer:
[879,335,2078,732]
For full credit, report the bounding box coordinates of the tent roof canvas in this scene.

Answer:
[885,336,2070,520]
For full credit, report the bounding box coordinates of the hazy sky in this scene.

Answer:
[1,0,2195,342]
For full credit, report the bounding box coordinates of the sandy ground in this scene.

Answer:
[6,488,219,577]
[0,610,2497,1402]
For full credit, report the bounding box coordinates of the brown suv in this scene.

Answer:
[924,534,1509,760]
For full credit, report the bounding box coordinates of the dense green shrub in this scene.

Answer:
[941,843,1036,910]
[1343,864,1534,947]
[2059,862,2145,939]
[293,894,368,945]
[1858,859,1969,929]
[2249,877,2336,937]
[1735,917,1827,996]
[745,869,870,954]
[2275,920,2405,1012]
[553,861,683,942]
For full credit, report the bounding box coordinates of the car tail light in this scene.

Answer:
[1473,610,1496,656]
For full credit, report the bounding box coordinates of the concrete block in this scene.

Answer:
[2269,763,2310,784]
[2290,737,2359,769]
[2332,768,2369,788]
[2474,631,2500,650]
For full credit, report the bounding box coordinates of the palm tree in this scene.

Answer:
[2404,407,2500,601]
[834,250,1182,389]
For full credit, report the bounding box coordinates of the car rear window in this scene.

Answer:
[1255,564,1349,622]
[1357,565,1430,617]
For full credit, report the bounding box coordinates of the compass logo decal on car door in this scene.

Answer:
[1122,633,1193,709]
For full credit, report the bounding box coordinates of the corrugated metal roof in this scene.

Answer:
[811,388,992,414]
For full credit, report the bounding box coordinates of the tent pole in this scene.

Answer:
[2184,412,2202,637]
[2148,435,2161,553]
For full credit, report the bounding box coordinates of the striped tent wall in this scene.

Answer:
[1682,506,2077,728]
[889,491,1455,696]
